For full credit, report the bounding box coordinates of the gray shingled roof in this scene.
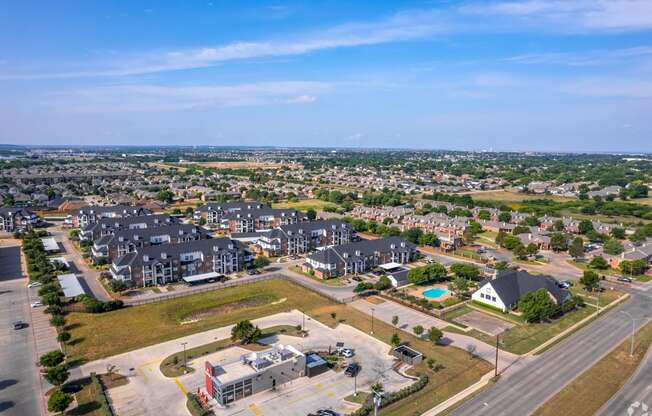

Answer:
[309,236,415,265]
[478,270,570,307]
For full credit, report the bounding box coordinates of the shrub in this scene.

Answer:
[48,390,73,414]
[90,372,114,416]
[40,350,65,367]
[186,393,214,416]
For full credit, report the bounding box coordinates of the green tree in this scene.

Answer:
[611,227,626,240]
[568,237,584,259]
[498,212,512,223]
[578,220,594,234]
[552,219,565,232]
[413,325,424,337]
[550,233,568,252]
[526,243,539,257]
[39,350,65,368]
[50,315,65,328]
[518,289,557,323]
[407,263,447,284]
[513,244,528,260]
[48,390,73,414]
[231,320,262,344]
[57,332,71,344]
[589,256,609,270]
[374,275,392,290]
[448,276,470,298]
[449,263,479,280]
[391,315,399,327]
[427,327,443,344]
[478,210,491,221]
[253,256,270,269]
[620,259,648,276]
[43,365,69,387]
[580,270,600,292]
[604,239,624,255]
[306,208,317,220]
[390,333,401,347]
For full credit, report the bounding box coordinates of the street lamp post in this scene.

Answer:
[370,307,375,335]
[181,342,188,373]
[373,392,382,416]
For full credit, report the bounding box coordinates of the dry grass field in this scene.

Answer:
[462,190,575,203]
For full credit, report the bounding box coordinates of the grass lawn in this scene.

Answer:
[67,278,492,415]
[533,321,652,416]
[475,232,498,248]
[66,373,128,416]
[570,286,624,305]
[66,279,333,362]
[569,260,652,282]
[442,305,473,322]
[446,305,596,354]
[159,325,304,377]
[273,199,339,212]
[344,391,370,405]
[464,190,574,203]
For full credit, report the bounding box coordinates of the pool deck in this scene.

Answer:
[407,283,452,301]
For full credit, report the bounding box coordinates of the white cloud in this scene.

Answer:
[42,81,330,112]
[1,9,448,80]
[462,0,652,32]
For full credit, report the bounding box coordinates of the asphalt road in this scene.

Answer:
[451,285,652,416]
[0,244,41,416]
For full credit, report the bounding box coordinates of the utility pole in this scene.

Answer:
[621,311,636,357]
[494,334,499,377]
[181,342,188,373]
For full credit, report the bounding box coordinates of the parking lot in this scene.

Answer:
[453,310,515,336]
[79,310,412,416]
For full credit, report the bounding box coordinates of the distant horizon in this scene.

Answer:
[2,1,651,151]
[2,142,651,156]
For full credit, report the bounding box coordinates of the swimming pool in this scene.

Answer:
[422,288,449,299]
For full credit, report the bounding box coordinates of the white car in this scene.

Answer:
[30,301,42,308]
[341,348,355,358]
[27,282,42,288]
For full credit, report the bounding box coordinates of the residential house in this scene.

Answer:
[607,239,652,269]
[471,270,570,312]
[195,202,306,232]
[517,233,551,250]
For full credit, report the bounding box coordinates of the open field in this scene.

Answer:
[68,278,491,414]
[195,161,287,169]
[66,279,333,361]
[273,199,339,212]
[532,320,652,416]
[462,190,575,203]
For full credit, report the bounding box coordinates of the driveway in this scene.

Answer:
[0,242,42,416]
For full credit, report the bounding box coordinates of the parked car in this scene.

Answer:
[344,363,360,377]
[247,269,259,275]
[317,410,339,416]
[30,301,42,308]
[27,282,42,288]
[617,276,633,283]
[341,348,355,358]
[557,280,572,289]
[12,321,27,330]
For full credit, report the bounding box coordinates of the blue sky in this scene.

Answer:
[1,0,652,151]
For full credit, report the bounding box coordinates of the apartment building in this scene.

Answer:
[0,207,39,232]
[304,236,417,278]
[109,237,252,286]
[91,224,210,262]
[254,219,353,257]
[66,205,152,228]
[80,214,179,242]
[195,201,306,232]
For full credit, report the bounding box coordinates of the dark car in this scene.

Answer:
[12,321,27,330]
[317,410,339,416]
[247,269,259,275]
[344,363,360,377]
[617,276,633,283]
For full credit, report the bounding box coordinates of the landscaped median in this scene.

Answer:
[532,320,652,416]
[64,277,492,415]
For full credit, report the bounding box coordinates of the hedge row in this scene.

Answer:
[90,372,114,416]
[186,393,214,416]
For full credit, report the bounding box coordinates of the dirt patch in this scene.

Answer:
[180,296,273,324]
[366,296,386,305]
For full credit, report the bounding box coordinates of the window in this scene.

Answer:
[480,293,485,299]
[492,296,496,302]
